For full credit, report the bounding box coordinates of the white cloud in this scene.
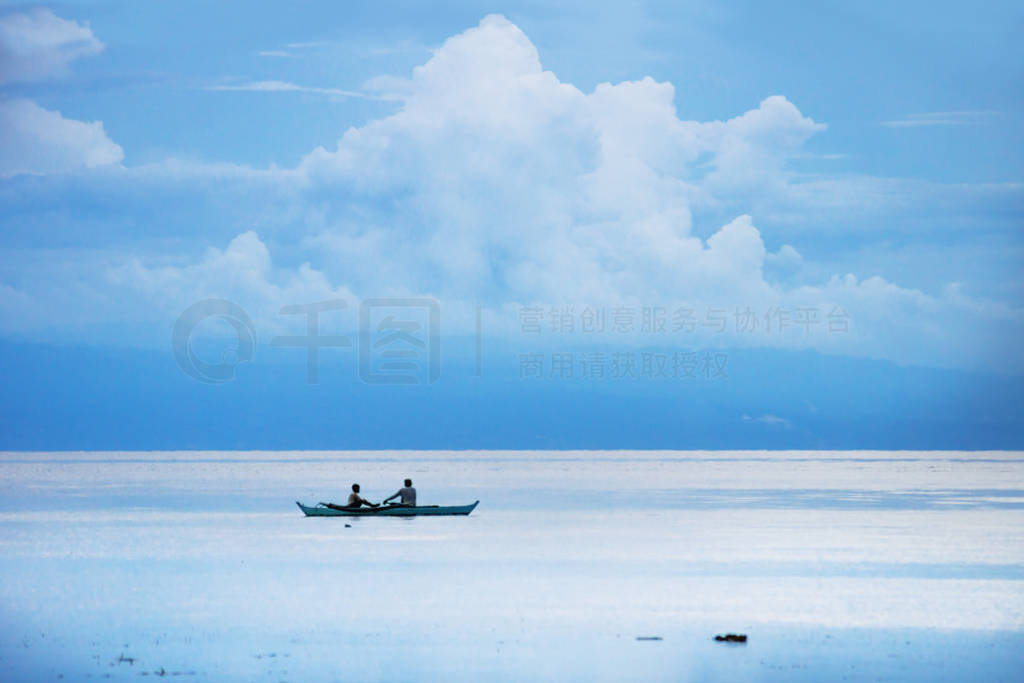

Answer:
[0,10,120,177]
[0,14,1020,370]
[205,80,399,101]
[766,244,803,269]
[104,232,357,335]
[0,98,123,177]
[0,8,103,83]
[295,15,822,307]
[285,41,334,49]
[700,95,826,195]
[291,15,1023,369]
[881,111,997,128]
[742,414,792,428]
[0,232,355,345]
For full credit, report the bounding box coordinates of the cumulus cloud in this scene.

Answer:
[0,14,1020,370]
[0,8,103,84]
[106,231,356,330]
[294,15,822,308]
[700,95,826,195]
[0,10,120,177]
[0,231,356,346]
[286,16,1024,368]
[0,98,123,176]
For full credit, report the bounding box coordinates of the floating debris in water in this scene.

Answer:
[714,633,747,643]
[635,636,663,641]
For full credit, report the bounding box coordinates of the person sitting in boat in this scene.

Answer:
[346,483,378,508]
[383,479,417,506]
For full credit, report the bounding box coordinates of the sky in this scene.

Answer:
[0,1,1021,448]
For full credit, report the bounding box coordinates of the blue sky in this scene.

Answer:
[0,1,1021,448]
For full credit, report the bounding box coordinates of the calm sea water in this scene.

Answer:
[0,450,1022,681]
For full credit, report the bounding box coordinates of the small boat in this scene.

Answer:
[296,501,479,517]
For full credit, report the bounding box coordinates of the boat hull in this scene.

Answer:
[296,501,479,517]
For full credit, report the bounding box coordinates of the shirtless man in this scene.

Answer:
[346,483,378,508]
[383,479,417,506]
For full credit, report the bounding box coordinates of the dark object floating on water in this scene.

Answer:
[714,633,748,643]
[344,524,352,528]
[636,636,663,641]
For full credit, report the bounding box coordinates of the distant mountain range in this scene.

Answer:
[0,340,1020,450]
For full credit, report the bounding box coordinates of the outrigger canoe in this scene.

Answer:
[296,501,479,517]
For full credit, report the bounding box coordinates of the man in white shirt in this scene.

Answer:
[383,479,417,506]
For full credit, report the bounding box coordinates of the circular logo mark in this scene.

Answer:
[171,299,256,383]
